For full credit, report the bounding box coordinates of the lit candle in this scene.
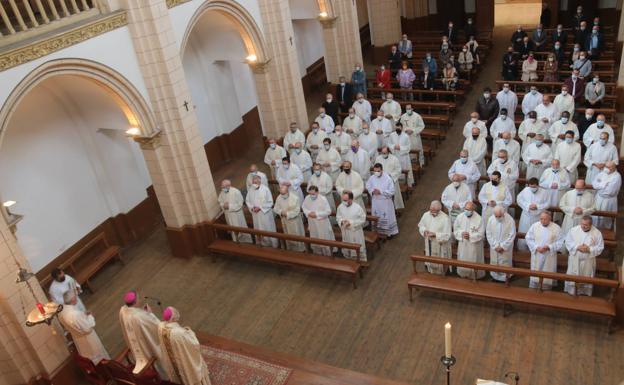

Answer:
[36,303,46,315]
[444,322,452,358]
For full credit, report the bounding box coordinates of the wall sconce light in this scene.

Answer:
[319,11,328,18]
[125,127,141,137]
[245,54,258,63]
[3,200,22,232]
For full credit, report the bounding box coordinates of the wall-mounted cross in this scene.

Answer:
[289,37,293,45]
[183,101,190,111]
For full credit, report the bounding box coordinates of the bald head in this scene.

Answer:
[430,200,442,215]
[464,201,475,211]
[493,206,505,217]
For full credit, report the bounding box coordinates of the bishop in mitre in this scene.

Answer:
[418,200,452,275]
[158,307,212,385]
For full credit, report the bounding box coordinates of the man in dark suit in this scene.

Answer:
[335,76,353,114]
[388,45,402,71]
[518,36,535,59]
[420,68,435,91]
[322,93,340,124]
[574,21,589,46]
[572,6,587,31]
[511,25,527,51]
[551,24,567,45]
[585,26,603,59]
[502,46,518,81]
[444,21,457,46]
[577,108,596,144]
[475,87,499,128]
[464,18,476,41]
[552,41,566,64]
[531,24,548,51]
[540,3,552,28]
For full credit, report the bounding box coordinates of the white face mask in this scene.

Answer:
[471,117,477,123]
[324,144,330,150]
[320,112,326,118]
[452,181,460,187]
[496,216,504,223]
[530,187,538,193]
[407,109,413,115]
[253,183,260,189]
[326,98,332,103]
[501,115,507,121]
[503,87,509,93]
[374,171,381,177]
[377,116,383,121]
[562,90,568,96]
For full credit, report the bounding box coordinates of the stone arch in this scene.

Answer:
[180,0,269,63]
[0,58,158,143]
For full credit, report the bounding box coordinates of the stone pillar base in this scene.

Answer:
[165,222,214,258]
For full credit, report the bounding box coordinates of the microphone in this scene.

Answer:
[143,296,162,306]
[504,372,520,385]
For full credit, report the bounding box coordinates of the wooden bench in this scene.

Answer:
[407,255,619,333]
[40,233,123,292]
[207,223,364,288]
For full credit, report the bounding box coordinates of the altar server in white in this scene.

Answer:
[453,202,485,279]
[336,192,367,261]
[273,185,305,252]
[245,176,278,247]
[418,201,452,275]
[366,163,399,237]
[592,161,621,229]
[486,206,516,282]
[564,216,604,296]
[526,211,563,290]
[218,180,251,243]
[302,186,336,256]
[49,269,84,311]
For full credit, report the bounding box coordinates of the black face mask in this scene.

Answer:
[344,168,351,174]
[492,180,499,186]
[396,130,402,135]
[472,135,479,139]
[56,275,66,282]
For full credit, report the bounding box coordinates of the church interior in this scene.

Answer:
[0,0,623,384]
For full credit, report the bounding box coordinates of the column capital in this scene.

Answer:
[248,59,271,74]
[132,129,163,150]
[318,15,338,28]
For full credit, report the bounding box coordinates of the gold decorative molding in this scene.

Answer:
[167,0,192,8]
[0,11,128,72]
[318,16,338,28]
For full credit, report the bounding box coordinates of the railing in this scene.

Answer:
[0,0,101,44]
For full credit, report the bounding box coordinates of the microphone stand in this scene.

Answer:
[143,296,163,313]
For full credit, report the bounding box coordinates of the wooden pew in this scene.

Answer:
[40,233,123,292]
[407,255,619,333]
[208,223,364,288]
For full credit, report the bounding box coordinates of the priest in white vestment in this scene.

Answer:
[388,123,414,185]
[582,115,615,147]
[441,176,473,225]
[371,110,394,148]
[245,177,279,247]
[158,307,212,385]
[59,295,109,364]
[521,87,543,118]
[335,161,365,209]
[380,93,402,124]
[245,165,268,190]
[317,138,342,182]
[358,123,379,163]
[306,123,328,161]
[352,93,372,123]
[290,144,313,183]
[453,202,485,279]
[418,201,452,275]
[315,107,335,134]
[478,171,512,225]
[496,85,517,117]
[538,159,571,217]
[526,212,563,290]
[487,150,519,197]
[463,127,488,175]
[583,132,619,184]
[218,180,251,243]
[559,180,595,234]
[554,131,582,182]
[400,105,425,166]
[592,162,621,229]
[308,165,336,213]
[343,108,363,139]
[553,86,575,117]
[462,112,487,139]
[489,109,516,139]
[302,186,336,256]
[535,96,559,130]
[273,185,305,252]
[564,217,604,296]
[522,134,552,180]
[283,123,306,154]
[517,179,550,250]
[276,158,304,204]
[336,192,367,261]
[548,112,578,152]
[493,132,521,164]
[448,150,481,196]
[518,111,547,154]
[344,140,371,182]
[366,164,399,236]
[264,139,287,179]
[49,269,85,311]
[119,291,167,378]
[331,126,351,159]
[376,148,405,210]
[486,207,516,282]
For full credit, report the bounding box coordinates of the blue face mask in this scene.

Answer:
[465,210,473,217]
[535,140,543,147]
[295,149,302,154]
[460,157,468,164]
[270,143,276,149]
[597,120,605,128]
[223,188,230,193]
[503,139,510,145]
[314,170,321,176]
[530,89,537,95]
[283,164,289,170]
[310,195,318,200]
[600,139,607,146]
[561,117,569,124]
[565,137,574,144]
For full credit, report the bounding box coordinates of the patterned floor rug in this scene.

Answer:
[201,345,292,385]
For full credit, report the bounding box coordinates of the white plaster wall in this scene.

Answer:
[0,26,150,118]
[289,0,320,19]
[292,19,325,77]
[169,0,264,53]
[0,76,151,272]
[356,0,369,27]
[182,19,257,144]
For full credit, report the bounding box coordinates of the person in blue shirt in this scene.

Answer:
[351,64,366,97]
[422,52,437,76]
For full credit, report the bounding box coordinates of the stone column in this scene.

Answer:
[368,0,402,47]
[255,0,309,138]
[319,1,363,83]
[122,0,220,258]
[0,219,68,384]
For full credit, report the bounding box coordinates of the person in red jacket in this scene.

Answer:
[376,64,391,100]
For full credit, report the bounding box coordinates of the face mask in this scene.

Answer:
[503,139,510,145]
[253,183,260,189]
[363,128,369,134]
[529,118,536,123]
[593,78,599,84]
[517,29,521,32]
[386,97,393,101]
[471,117,478,123]
[381,66,386,70]
[537,29,542,32]
[452,181,460,187]
[355,67,361,71]
[396,129,402,135]
[223,188,230,193]
[270,143,276,149]
[579,56,585,60]
[335,131,342,136]
[548,58,554,62]
[407,109,413,115]
[465,210,473,217]
[530,187,538,193]
[358,99,363,104]
[251,171,257,176]
[574,47,580,52]
[295,149,302,154]
[503,87,509,93]
[320,112,326,118]
[460,157,468,164]
[593,30,598,34]
[426,57,431,61]
[382,154,389,159]
[377,116,383,121]
[283,164,289,170]
[501,115,507,121]
[561,117,569,124]
[491,180,499,186]
[600,139,607,146]
[530,89,537,95]
[310,195,318,200]
[565,137,574,144]
[555,44,561,49]
[499,157,507,163]
[313,128,319,133]
[472,134,479,140]
[535,140,543,147]
[324,144,330,150]
[597,121,605,128]
[585,114,593,120]
[552,168,559,173]
[576,190,584,196]
[374,171,381,177]
[314,170,321,176]
[483,93,490,99]
[344,168,351,174]
[496,216,504,223]
[326,98,332,103]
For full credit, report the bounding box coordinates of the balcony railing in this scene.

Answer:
[0,0,101,46]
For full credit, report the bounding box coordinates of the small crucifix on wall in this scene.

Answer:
[289,37,293,45]
[182,101,190,111]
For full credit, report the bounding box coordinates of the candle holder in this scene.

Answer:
[440,355,456,385]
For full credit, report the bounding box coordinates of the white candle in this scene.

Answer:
[444,322,452,358]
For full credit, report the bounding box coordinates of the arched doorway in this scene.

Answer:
[0,60,159,272]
